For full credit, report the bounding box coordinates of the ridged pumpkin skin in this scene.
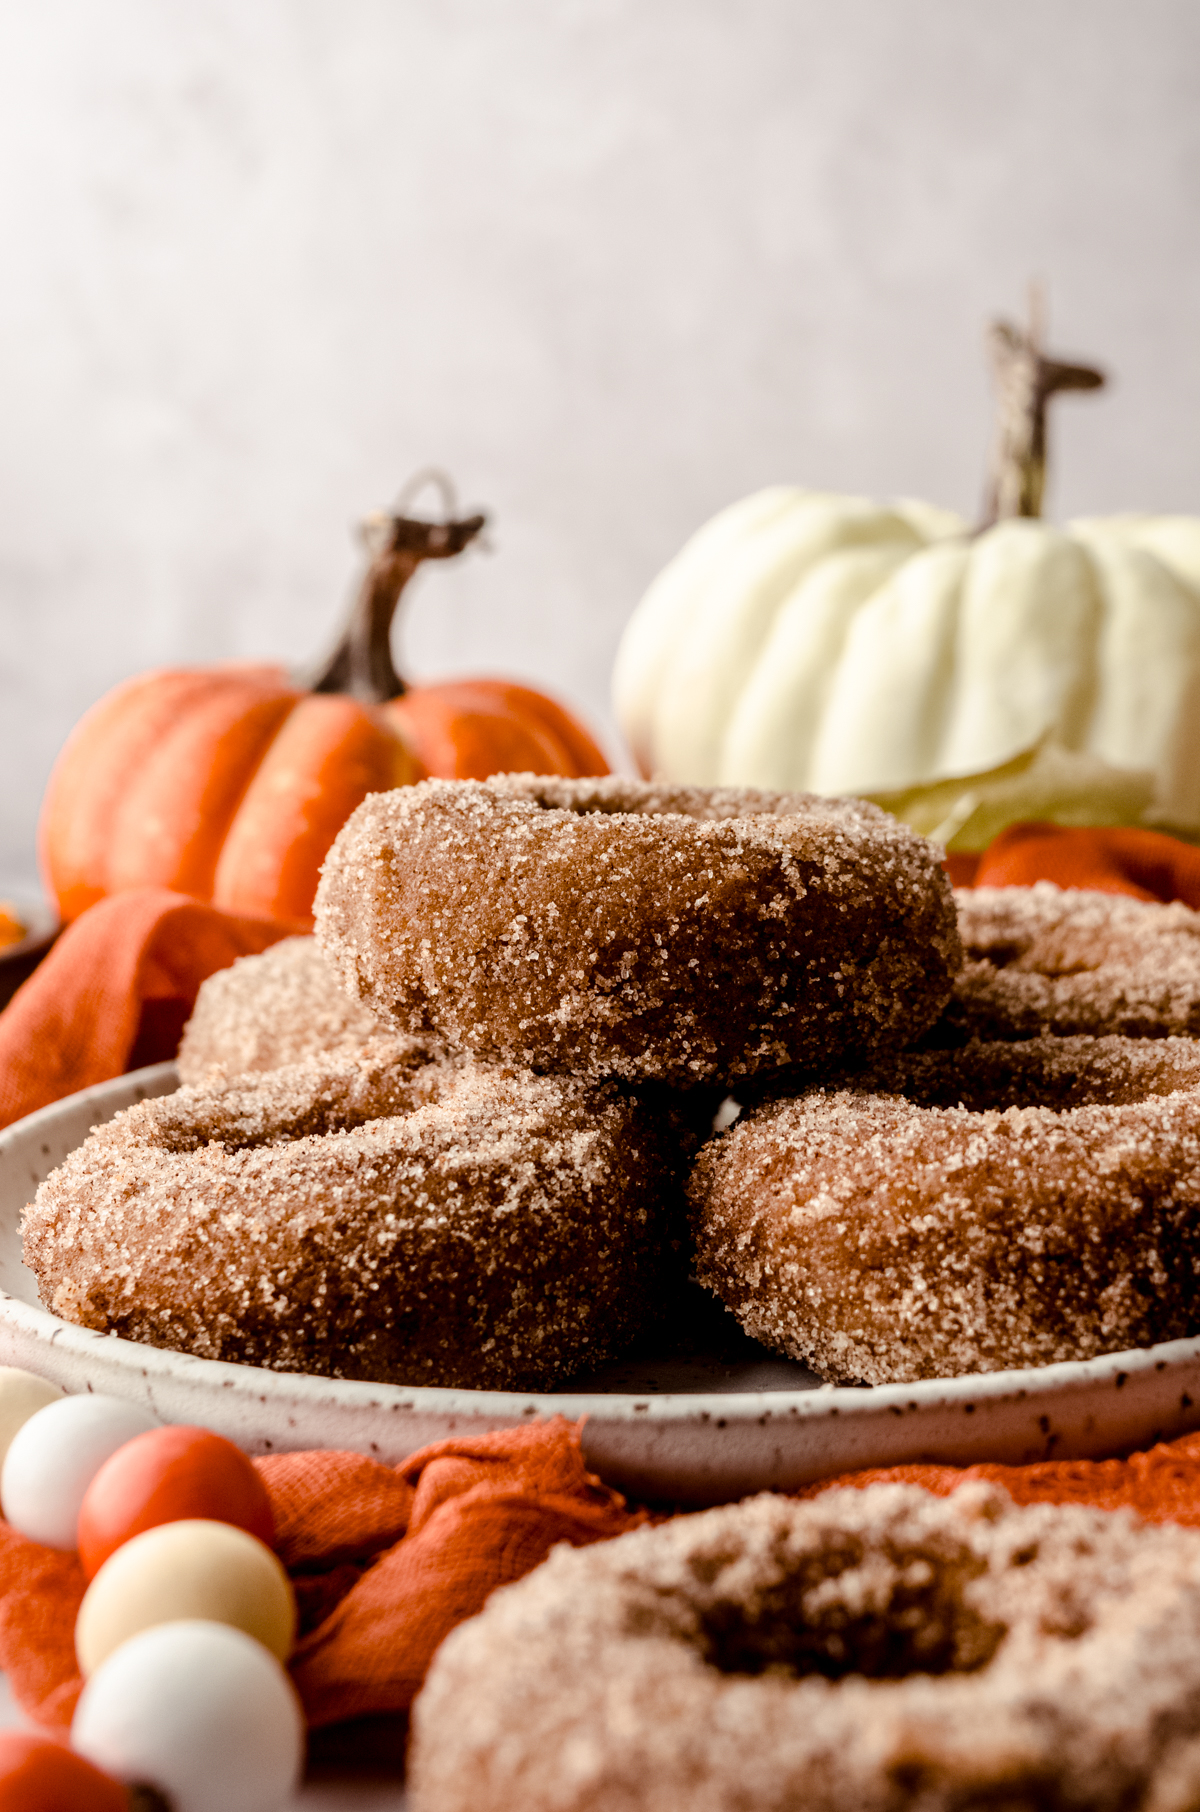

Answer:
[615,492,1200,852]
[617,314,1200,852]
[41,503,609,928]
[40,666,407,925]
[41,667,607,928]
[386,678,609,784]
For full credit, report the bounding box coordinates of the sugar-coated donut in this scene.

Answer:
[314,774,961,1086]
[409,1481,1200,1812]
[24,1041,682,1390]
[177,935,392,1084]
[943,883,1200,1042]
[691,1035,1200,1384]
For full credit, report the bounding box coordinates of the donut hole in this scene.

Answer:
[150,1097,386,1155]
[529,795,735,824]
[504,775,852,828]
[505,778,702,821]
[876,1036,1200,1115]
[691,1538,1007,1682]
[959,927,1133,977]
[960,908,1156,980]
[146,1087,404,1159]
[946,887,1200,1046]
[963,936,1027,969]
[143,1042,442,1155]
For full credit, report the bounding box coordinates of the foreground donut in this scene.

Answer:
[692,1035,1200,1384]
[24,1041,680,1390]
[177,935,396,1084]
[942,883,1200,1042]
[410,1481,1200,1812]
[314,774,960,1085]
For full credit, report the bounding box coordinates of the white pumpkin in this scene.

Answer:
[613,320,1200,851]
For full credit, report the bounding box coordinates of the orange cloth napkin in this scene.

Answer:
[947,820,1200,905]
[0,1420,644,1732]
[796,1435,1200,1525]
[0,887,294,1130]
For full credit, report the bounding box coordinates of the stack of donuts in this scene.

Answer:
[25,773,961,1391]
[24,775,1200,1392]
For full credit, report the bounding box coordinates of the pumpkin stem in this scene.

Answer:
[979,285,1105,527]
[307,483,486,702]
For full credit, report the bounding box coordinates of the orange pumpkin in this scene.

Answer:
[40,499,608,928]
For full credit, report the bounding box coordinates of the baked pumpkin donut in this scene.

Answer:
[24,1040,681,1390]
[177,934,396,1084]
[691,1035,1200,1384]
[314,774,960,1086]
[410,1481,1200,1812]
[942,883,1200,1042]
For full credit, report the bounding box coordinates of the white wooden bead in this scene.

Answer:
[0,1366,62,1471]
[0,1394,158,1549]
[72,1618,304,1812]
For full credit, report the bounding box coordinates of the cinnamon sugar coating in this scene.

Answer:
[314,774,960,1086]
[692,1036,1200,1385]
[177,936,394,1084]
[23,1040,681,1390]
[944,884,1200,1042]
[410,1481,1200,1812]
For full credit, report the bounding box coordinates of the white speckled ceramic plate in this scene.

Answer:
[2,1065,1199,1504]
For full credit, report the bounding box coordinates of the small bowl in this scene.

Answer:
[0,892,61,1010]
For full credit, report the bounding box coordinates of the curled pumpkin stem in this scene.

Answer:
[979,288,1105,528]
[308,502,487,703]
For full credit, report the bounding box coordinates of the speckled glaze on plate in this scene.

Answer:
[2,1065,1199,1504]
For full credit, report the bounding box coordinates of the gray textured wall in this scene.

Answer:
[1,0,1198,890]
